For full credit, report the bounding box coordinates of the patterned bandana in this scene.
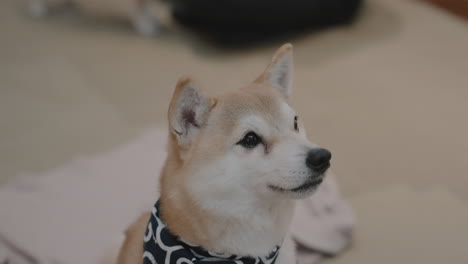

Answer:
[143,201,281,264]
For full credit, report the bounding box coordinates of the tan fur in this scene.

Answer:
[116,212,150,264]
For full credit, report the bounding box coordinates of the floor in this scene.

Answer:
[1,0,468,263]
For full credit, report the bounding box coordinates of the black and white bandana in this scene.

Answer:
[143,201,281,264]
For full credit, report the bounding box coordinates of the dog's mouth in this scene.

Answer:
[269,177,324,193]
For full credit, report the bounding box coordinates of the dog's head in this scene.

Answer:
[164,44,331,209]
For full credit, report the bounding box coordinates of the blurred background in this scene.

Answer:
[1,0,468,263]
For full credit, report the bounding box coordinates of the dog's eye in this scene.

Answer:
[294,116,299,132]
[237,132,262,149]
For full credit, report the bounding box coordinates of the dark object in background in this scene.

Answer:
[169,0,363,47]
[424,0,468,20]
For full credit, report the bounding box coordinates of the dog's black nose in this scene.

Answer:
[306,148,332,173]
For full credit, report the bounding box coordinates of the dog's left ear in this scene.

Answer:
[256,43,294,99]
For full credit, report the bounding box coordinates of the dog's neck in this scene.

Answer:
[158,137,295,257]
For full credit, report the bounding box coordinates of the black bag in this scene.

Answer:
[169,0,363,46]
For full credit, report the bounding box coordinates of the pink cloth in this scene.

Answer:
[0,128,354,264]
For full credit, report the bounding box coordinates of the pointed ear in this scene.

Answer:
[168,77,214,149]
[255,43,294,98]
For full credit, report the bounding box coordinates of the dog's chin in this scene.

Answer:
[269,177,324,199]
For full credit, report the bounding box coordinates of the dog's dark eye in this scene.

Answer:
[294,116,299,132]
[238,132,262,149]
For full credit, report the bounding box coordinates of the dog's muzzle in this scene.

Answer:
[288,147,331,192]
[269,148,332,194]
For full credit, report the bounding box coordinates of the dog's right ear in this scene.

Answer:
[255,43,294,99]
[168,77,214,149]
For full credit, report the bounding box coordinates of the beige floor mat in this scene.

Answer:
[1,0,468,262]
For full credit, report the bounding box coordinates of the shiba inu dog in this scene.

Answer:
[117,44,332,264]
